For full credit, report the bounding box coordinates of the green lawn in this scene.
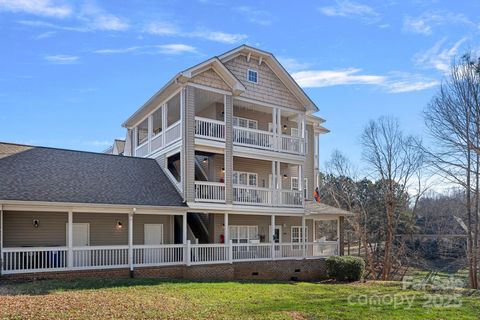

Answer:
[0,278,479,319]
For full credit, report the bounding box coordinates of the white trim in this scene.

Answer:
[291,225,308,243]
[0,200,187,215]
[187,82,233,96]
[229,225,258,243]
[247,69,258,84]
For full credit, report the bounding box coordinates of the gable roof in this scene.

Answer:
[219,45,319,112]
[123,45,318,128]
[0,142,185,207]
[305,201,354,217]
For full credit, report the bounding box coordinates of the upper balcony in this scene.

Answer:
[193,88,306,156]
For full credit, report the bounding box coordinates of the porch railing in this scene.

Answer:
[195,117,225,141]
[233,186,273,206]
[133,244,184,267]
[189,243,229,265]
[233,127,274,150]
[1,241,338,274]
[194,181,225,203]
[1,247,68,274]
[72,246,129,270]
[278,135,305,155]
[164,120,182,146]
[279,190,304,207]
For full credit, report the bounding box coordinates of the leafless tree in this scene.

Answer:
[423,53,480,289]
[361,116,423,280]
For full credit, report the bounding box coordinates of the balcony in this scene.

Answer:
[194,116,305,156]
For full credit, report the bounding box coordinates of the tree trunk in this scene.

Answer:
[382,193,395,280]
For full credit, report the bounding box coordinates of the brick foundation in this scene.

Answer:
[2,259,327,282]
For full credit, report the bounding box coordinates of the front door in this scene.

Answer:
[66,223,90,267]
[144,224,163,263]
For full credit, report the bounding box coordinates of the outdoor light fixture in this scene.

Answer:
[33,219,39,228]
[203,157,208,163]
[116,221,123,229]
[283,174,288,179]
[222,167,225,172]
[283,125,287,131]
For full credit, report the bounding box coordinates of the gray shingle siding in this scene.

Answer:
[0,143,185,207]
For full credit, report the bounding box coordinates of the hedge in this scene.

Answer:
[326,256,365,282]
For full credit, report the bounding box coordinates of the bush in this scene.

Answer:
[326,256,365,282]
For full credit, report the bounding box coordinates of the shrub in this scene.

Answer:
[326,256,365,282]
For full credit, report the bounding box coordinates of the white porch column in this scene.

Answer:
[302,216,306,259]
[128,211,133,272]
[298,164,304,207]
[272,108,277,151]
[224,213,229,243]
[67,211,73,268]
[271,215,275,260]
[1,205,3,273]
[147,115,153,154]
[182,212,187,244]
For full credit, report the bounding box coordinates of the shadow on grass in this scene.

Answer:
[0,277,311,296]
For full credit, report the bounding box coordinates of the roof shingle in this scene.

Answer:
[0,142,185,207]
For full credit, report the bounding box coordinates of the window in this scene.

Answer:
[136,118,148,146]
[229,226,258,243]
[291,226,308,243]
[247,69,258,83]
[291,177,299,190]
[233,171,258,187]
[233,116,257,130]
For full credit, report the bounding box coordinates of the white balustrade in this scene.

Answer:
[232,243,272,261]
[71,246,129,269]
[164,121,182,146]
[279,190,304,207]
[233,127,274,150]
[1,241,339,274]
[233,186,273,206]
[195,117,225,141]
[279,135,305,155]
[1,247,68,274]
[194,181,225,203]
[135,142,149,157]
[189,244,229,265]
[133,245,184,267]
[151,133,163,152]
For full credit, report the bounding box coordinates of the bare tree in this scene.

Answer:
[361,116,423,280]
[423,53,480,289]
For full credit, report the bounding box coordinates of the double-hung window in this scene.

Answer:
[247,69,258,83]
[233,171,258,187]
[233,116,258,130]
[291,226,308,249]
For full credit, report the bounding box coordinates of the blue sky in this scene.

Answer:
[0,0,479,170]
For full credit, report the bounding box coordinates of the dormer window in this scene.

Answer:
[247,69,258,83]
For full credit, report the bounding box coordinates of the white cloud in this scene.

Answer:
[156,44,197,55]
[0,0,72,18]
[188,29,247,44]
[143,22,247,44]
[78,2,129,31]
[292,68,439,93]
[235,6,272,26]
[144,22,178,36]
[35,30,56,39]
[403,11,473,36]
[318,1,379,22]
[414,38,467,73]
[94,44,197,55]
[18,19,87,31]
[44,54,79,64]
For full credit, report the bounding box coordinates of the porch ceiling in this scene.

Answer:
[304,201,355,217]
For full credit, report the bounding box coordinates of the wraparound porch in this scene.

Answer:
[0,209,341,275]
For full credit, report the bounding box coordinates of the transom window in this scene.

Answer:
[233,116,257,130]
[229,226,258,243]
[233,171,258,187]
[247,69,258,83]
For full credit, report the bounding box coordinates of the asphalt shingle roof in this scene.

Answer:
[0,142,185,207]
